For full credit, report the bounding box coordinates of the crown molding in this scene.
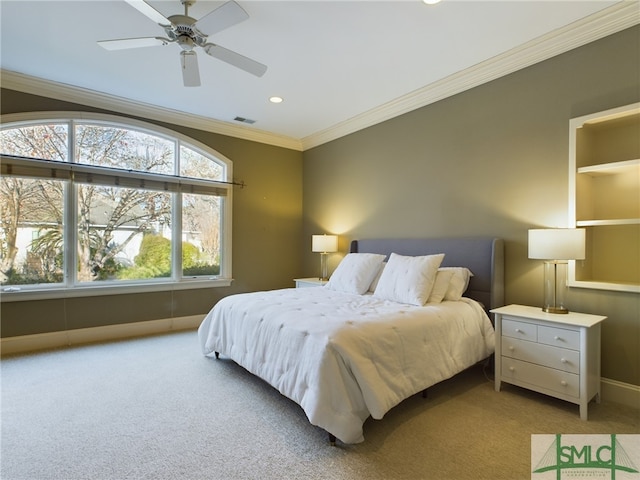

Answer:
[1,1,637,152]
[0,71,304,152]
[301,1,640,150]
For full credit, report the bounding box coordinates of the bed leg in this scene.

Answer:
[214,352,219,359]
[328,433,336,446]
[422,388,428,399]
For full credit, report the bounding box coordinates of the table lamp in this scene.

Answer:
[528,228,585,314]
[312,234,338,281]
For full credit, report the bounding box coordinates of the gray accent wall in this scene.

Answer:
[303,26,639,386]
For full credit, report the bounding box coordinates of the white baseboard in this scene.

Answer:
[0,315,204,356]
[601,377,640,410]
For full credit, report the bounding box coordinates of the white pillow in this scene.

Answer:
[440,267,474,301]
[326,253,386,295]
[427,268,455,304]
[373,253,444,306]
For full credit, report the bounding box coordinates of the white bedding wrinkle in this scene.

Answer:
[198,287,495,444]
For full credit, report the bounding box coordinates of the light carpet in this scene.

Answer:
[1,331,638,480]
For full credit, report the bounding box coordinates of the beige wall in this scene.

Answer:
[302,26,640,386]
[0,90,304,337]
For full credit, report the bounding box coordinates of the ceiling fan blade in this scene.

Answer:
[195,0,249,36]
[202,43,267,77]
[124,0,171,25]
[98,37,169,51]
[181,51,201,87]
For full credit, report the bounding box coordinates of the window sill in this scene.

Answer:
[0,278,234,302]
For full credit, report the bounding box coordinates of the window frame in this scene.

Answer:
[0,112,233,302]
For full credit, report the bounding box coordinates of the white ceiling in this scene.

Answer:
[1,1,637,150]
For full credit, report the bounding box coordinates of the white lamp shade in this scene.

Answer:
[312,234,338,253]
[528,228,586,260]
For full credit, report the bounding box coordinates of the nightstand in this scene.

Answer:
[491,304,606,420]
[294,278,328,288]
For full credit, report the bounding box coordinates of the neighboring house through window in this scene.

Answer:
[0,112,233,299]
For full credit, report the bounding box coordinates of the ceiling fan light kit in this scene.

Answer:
[98,0,267,87]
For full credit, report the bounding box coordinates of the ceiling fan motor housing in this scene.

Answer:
[165,15,207,50]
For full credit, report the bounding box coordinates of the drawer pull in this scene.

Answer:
[508,346,515,351]
[554,336,563,341]
[560,380,568,386]
[515,328,522,333]
[561,358,567,364]
[509,367,515,372]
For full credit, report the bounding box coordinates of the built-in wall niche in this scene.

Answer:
[569,102,640,293]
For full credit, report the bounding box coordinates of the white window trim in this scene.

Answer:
[0,111,234,301]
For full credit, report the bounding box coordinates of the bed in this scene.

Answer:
[198,237,504,444]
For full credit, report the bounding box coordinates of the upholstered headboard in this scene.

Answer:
[350,237,504,312]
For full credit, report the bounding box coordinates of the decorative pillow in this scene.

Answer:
[326,253,386,295]
[373,253,445,306]
[440,267,474,301]
[426,268,455,304]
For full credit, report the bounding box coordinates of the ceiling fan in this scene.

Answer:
[98,0,267,87]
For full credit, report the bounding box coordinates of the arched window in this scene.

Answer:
[0,113,233,299]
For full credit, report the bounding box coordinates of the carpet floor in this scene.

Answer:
[1,330,638,480]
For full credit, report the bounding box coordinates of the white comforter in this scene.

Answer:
[198,287,495,444]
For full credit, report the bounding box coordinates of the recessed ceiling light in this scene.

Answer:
[422,0,441,4]
[269,96,283,104]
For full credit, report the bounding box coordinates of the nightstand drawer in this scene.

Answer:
[538,325,580,351]
[501,357,579,398]
[501,337,580,374]
[502,318,537,341]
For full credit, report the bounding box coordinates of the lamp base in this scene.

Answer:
[542,261,571,315]
[542,306,570,314]
[319,252,328,282]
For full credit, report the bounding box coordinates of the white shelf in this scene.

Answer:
[577,158,640,176]
[581,103,640,125]
[569,279,640,293]
[576,218,640,226]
